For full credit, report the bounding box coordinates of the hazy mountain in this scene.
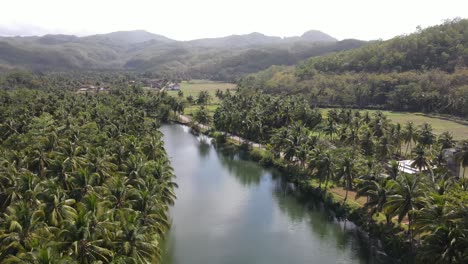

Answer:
[188,30,336,48]
[189,32,283,48]
[83,30,176,45]
[0,29,365,81]
[37,34,80,45]
[299,30,337,42]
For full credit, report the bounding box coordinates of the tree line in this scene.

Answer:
[211,92,468,263]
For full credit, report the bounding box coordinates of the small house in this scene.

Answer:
[397,160,421,174]
[77,85,96,93]
[167,83,180,90]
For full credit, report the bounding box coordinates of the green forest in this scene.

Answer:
[210,92,468,263]
[0,86,182,263]
[1,16,468,264]
[239,19,468,117]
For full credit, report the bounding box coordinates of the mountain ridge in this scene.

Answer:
[0,29,337,44]
[0,28,365,81]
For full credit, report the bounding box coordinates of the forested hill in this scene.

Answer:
[0,29,363,81]
[296,18,468,77]
[240,19,468,118]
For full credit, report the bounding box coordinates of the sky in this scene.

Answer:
[0,0,467,41]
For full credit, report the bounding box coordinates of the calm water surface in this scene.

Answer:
[161,124,381,264]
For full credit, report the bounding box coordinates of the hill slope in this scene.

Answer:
[0,29,363,81]
[239,19,468,117]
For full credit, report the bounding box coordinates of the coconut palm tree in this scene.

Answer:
[411,145,434,181]
[360,129,374,156]
[58,208,114,264]
[455,140,468,178]
[403,121,418,156]
[385,174,426,250]
[415,191,468,264]
[438,131,455,149]
[0,201,48,261]
[336,156,355,203]
[310,152,334,189]
[38,188,77,227]
[324,118,337,141]
[356,176,392,225]
[114,210,161,263]
[418,123,435,148]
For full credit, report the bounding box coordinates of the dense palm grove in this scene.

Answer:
[0,87,178,263]
[239,19,468,117]
[213,93,468,263]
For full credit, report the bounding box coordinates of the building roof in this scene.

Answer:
[397,160,434,174]
[398,160,420,174]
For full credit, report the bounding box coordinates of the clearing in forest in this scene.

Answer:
[168,79,236,116]
[321,108,468,140]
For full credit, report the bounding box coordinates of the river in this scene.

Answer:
[161,124,382,264]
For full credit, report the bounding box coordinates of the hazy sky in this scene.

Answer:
[0,0,467,40]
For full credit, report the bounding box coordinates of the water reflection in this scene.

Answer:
[161,124,386,264]
[216,151,264,186]
[197,138,211,157]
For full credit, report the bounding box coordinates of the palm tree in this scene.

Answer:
[58,208,114,264]
[418,123,435,148]
[39,188,77,227]
[114,211,161,263]
[310,152,334,189]
[0,201,48,261]
[415,192,467,264]
[27,147,51,178]
[455,140,468,178]
[411,145,434,181]
[403,121,417,156]
[389,123,404,156]
[193,106,210,126]
[356,176,392,225]
[377,135,392,161]
[70,168,98,200]
[360,129,374,156]
[345,127,359,155]
[324,118,337,141]
[385,174,426,250]
[86,147,118,185]
[438,131,455,149]
[337,156,355,203]
[388,160,399,180]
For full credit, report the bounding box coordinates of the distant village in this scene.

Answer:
[77,85,110,93]
[77,78,181,93]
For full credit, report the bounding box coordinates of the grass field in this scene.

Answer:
[167,80,236,116]
[321,108,468,140]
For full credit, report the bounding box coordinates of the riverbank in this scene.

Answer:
[171,114,409,262]
[174,114,367,210]
[161,123,382,263]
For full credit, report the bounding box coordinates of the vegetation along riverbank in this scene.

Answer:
[173,90,468,264]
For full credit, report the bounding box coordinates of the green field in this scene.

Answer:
[321,108,468,140]
[167,80,236,116]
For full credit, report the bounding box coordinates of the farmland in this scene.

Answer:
[167,79,236,116]
[321,108,468,140]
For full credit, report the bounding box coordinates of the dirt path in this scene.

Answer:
[177,114,265,149]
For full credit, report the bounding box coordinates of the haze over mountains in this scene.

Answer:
[0,29,363,81]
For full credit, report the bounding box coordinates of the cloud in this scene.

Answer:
[0,0,466,40]
[0,24,94,37]
[0,24,48,37]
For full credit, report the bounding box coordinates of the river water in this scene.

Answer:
[161,124,381,264]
